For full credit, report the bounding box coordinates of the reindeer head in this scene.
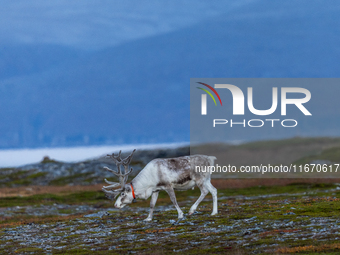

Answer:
[102,149,136,209]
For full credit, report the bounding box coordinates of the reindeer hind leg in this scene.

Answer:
[188,183,208,215]
[206,181,218,215]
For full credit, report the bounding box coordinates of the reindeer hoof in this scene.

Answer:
[173,216,185,225]
[211,211,218,216]
[143,218,152,222]
[188,211,198,216]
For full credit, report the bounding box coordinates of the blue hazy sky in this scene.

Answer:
[0,0,339,149]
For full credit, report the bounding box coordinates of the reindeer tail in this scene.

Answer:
[208,156,217,166]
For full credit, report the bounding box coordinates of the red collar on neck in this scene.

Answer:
[130,183,136,199]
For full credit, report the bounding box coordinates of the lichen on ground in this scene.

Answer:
[1,183,340,254]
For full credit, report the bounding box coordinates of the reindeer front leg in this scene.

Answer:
[144,191,159,221]
[164,187,184,219]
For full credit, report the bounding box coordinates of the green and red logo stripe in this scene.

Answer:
[196,82,223,106]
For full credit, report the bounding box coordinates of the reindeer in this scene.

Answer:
[102,149,218,221]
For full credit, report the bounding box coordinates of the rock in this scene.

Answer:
[84,211,110,218]
[242,230,252,236]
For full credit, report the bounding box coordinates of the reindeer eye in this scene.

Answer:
[121,192,125,196]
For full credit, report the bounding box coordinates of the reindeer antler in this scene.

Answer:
[102,149,136,199]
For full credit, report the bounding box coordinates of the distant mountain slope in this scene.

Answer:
[0,0,244,49]
[0,45,83,80]
[0,0,340,148]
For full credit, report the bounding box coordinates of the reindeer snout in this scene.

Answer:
[115,202,122,208]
